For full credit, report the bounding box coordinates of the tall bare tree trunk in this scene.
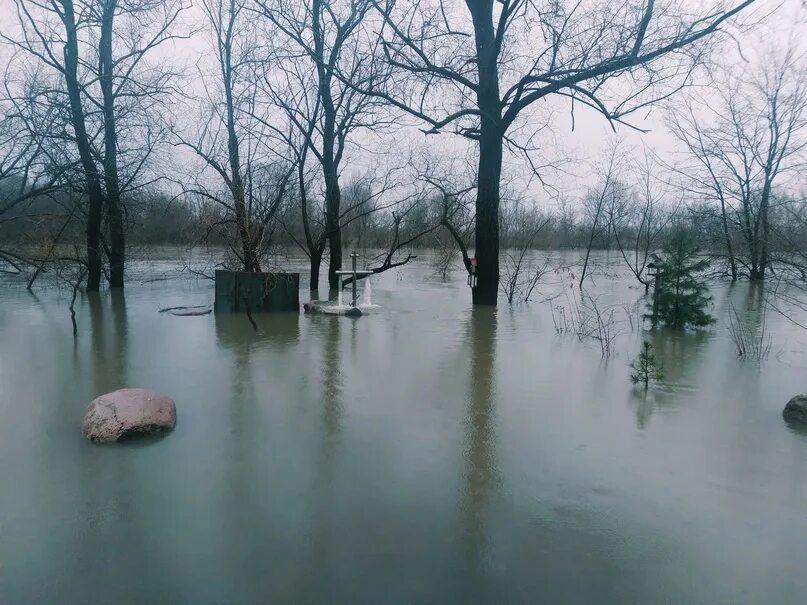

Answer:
[311,0,343,291]
[100,0,125,288]
[63,0,104,291]
[220,2,255,272]
[474,126,502,305]
[468,0,501,306]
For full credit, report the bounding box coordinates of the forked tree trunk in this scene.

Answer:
[62,0,104,291]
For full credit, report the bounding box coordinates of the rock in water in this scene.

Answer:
[82,388,176,443]
[783,395,807,424]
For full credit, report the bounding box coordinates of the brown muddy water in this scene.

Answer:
[1,251,806,604]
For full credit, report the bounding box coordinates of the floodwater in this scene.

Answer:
[1,251,806,604]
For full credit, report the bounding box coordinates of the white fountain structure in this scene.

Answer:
[309,252,378,316]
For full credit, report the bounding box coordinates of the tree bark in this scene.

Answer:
[309,248,323,292]
[326,193,342,290]
[473,125,502,305]
[100,0,125,288]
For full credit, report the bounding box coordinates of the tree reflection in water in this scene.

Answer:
[459,307,499,596]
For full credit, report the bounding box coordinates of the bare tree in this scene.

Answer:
[418,162,477,279]
[765,193,807,330]
[550,289,624,358]
[767,275,807,331]
[6,0,105,289]
[667,100,740,279]
[0,104,67,272]
[580,144,622,288]
[5,0,188,290]
[726,301,771,359]
[176,0,293,272]
[340,195,443,287]
[0,73,96,285]
[358,0,758,305]
[669,44,807,281]
[610,148,679,292]
[267,114,416,290]
[500,210,550,304]
[409,157,476,279]
[775,192,807,276]
[256,0,392,290]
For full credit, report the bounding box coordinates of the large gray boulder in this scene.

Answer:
[82,388,176,443]
[783,395,807,425]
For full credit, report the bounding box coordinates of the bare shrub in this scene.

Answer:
[550,291,625,358]
[726,302,772,360]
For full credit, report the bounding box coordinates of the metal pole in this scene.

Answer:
[351,252,358,307]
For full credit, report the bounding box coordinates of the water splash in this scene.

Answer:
[359,277,373,306]
[311,277,379,316]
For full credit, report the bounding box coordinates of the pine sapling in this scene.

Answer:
[630,341,664,389]
[648,230,715,330]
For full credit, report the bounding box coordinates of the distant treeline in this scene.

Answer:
[4,175,805,269]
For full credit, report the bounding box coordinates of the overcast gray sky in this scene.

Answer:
[1,0,804,209]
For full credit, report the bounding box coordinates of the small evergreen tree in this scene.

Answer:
[648,231,714,329]
[630,341,664,388]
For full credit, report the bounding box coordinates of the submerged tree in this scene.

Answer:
[6,0,107,289]
[6,0,188,290]
[363,0,758,305]
[257,0,387,290]
[177,0,294,272]
[648,231,715,329]
[668,43,807,282]
[0,107,65,273]
[630,340,664,388]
